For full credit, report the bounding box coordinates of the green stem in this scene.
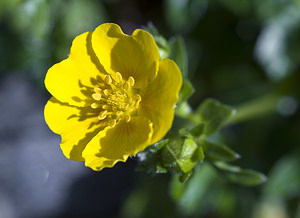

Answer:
[226,93,280,125]
[176,94,281,126]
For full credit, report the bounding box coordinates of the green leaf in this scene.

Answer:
[193,147,205,162]
[136,142,167,174]
[165,0,207,33]
[150,139,169,152]
[175,101,193,117]
[143,22,160,36]
[175,164,218,214]
[169,36,188,78]
[218,0,251,15]
[226,169,267,186]
[161,137,198,173]
[155,164,168,174]
[179,171,193,183]
[170,174,188,200]
[189,123,205,138]
[143,22,170,59]
[213,162,267,186]
[196,99,236,135]
[155,36,170,59]
[202,140,240,162]
[178,124,204,138]
[178,80,195,103]
[179,128,189,136]
[213,161,241,172]
[264,151,300,198]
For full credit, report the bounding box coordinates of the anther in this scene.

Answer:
[123,81,130,91]
[98,110,107,120]
[128,76,135,87]
[125,114,131,122]
[135,94,142,102]
[103,89,111,96]
[104,75,112,85]
[102,104,110,110]
[116,111,123,116]
[135,94,142,108]
[91,103,99,109]
[94,87,101,93]
[92,93,101,101]
[116,72,123,83]
[109,119,116,127]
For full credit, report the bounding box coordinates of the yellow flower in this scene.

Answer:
[44,23,182,171]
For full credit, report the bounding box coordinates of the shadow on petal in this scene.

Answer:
[45,97,109,161]
[82,117,153,170]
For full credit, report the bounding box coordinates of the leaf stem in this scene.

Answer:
[226,93,280,125]
[176,93,281,127]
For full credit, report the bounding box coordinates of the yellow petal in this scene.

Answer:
[91,23,160,88]
[44,97,108,161]
[139,59,182,144]
[45,32,106,107]
[82,117,153,171]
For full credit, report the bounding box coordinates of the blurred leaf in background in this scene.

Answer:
[1,0,300,217]
[0,0,108,87]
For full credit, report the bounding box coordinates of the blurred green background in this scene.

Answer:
[0,0,299,217]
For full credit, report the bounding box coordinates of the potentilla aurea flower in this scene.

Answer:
[44,23,182,171]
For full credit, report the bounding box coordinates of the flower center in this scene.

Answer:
[90,72,141,127]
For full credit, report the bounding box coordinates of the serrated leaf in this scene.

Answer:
[178,80,195,103]
[169,36,188,78]
[150,139,169,152]
[179,128,189,136]
[202,140,240,162]
[161,138,198,173]
[197,99,236,135]
[193,147,205,162]
[189,123,205,138]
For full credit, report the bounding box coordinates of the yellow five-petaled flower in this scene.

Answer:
[44,23,182,171]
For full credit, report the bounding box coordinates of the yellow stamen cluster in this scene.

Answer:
[91,72,141,127]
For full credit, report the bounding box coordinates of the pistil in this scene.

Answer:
[90,73,141,125]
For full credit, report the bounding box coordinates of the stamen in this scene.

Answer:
[116,111,123,116]
[91,73,140,126]
[92,93,101,101]
[123,81,130,91]
[124,104,129,111]
[94,87,101,93]
[135,94,142,108]
[91,103,99,109]
[102,104,110,110]
[104,75,112,85]
[116,72,123,83]
[128,76,135,87]
[109,119,116,127]
[135,94,142,102]
[103,89,111,96]
[98,110,107,120]
[125,114,131,122]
